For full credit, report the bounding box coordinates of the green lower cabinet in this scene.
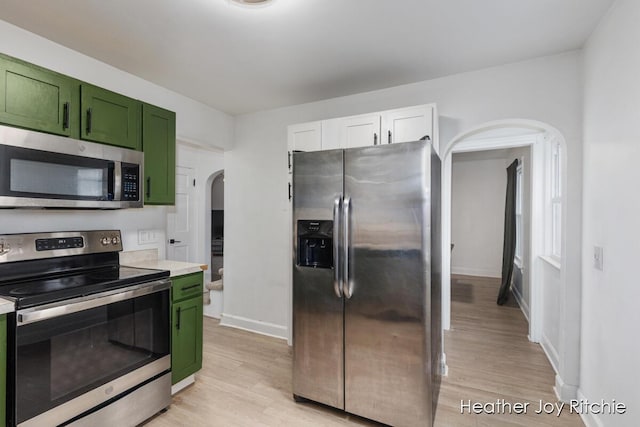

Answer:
[0,53,79,138]
[171,272,203,385]
[0,314,6,427]
[80,83,141,150]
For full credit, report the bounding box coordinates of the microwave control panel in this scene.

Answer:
[121,163,140,201]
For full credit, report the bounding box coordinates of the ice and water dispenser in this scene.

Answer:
[297,220,333,269]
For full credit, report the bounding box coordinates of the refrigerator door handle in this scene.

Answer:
[343,196,353,299]
[333,196,343,298]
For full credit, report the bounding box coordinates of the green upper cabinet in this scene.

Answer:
[0,54,80,138]
[142,103,176,205]
[80,84,141,150]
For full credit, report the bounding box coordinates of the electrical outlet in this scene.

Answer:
[593,246,604,271]
[138,229,159,245]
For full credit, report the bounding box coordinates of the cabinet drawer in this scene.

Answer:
[171,272,203,302]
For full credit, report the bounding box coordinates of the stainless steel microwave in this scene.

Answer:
[0,124,143,209]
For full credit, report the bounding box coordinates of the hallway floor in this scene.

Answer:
[433,274,583,426]
[147,275,583,426]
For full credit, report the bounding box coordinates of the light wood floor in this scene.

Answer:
[146,275,583,426]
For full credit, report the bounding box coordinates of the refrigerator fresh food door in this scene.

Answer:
[292,149,345,409]
[343,141,434,426]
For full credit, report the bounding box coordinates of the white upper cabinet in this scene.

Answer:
[340,114,382,148]
[287,103,438,156]
[320,119,341,151]
[288,121,322,152]
[382,105,435,150]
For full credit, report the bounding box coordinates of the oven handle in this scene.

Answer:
[17,279,171,326]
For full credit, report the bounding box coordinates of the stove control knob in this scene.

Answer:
[101,237,110,246]
[111,236,120,245]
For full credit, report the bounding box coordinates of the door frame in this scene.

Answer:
[440,118,579,401]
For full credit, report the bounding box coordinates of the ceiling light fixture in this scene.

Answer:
[230,0,274,6]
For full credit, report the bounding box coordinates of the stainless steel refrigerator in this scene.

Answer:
[292,140,442,427]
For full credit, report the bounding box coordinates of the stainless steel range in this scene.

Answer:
[0,230,171,427]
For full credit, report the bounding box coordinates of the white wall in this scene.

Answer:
[225,48,584,387]
[451,151,508,278]
[0,20,232,261]
[541,261,561,372]
[582,0,640,425]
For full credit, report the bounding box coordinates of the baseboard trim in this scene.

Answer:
[220,313,288,341]
[451,267,501,278]
[511,284,530,322]
[554,374,578,402]
[576,389,604,427]
[541,333,560,374]
[171,374,195,395]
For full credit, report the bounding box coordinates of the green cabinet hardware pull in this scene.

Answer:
[86,108,93,134]
[63,102,70,130]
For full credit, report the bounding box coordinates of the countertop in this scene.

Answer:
[120,249,207,278]
[0,297,15,314]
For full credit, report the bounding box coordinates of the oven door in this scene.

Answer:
[10,280,171,427]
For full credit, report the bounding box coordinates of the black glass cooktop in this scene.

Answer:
[0,265,169,309]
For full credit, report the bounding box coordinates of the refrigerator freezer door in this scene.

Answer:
[343,141,433,426]
[292,149,345,409]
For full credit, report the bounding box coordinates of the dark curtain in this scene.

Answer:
[497,159,519,305]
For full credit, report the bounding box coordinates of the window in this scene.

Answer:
[515,162,523,266]
[549,141,562,260]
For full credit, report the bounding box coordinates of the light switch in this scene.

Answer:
[593,246,604,271]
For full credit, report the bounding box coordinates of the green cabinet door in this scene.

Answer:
[172,295,203,384]
[0,314,6,427]
[0,54,79,138]
[142,104,176,205]
[80,84,141,150]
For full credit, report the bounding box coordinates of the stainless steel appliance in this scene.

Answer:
[0,124,142,209]
[292,141,442,427]
[0,230,171,427]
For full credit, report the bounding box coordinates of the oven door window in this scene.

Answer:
[14,290,170,425]
[0,145,115,200]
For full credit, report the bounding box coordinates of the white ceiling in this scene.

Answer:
[0,0,614,115]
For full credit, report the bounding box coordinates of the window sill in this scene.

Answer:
[540,255,561,270]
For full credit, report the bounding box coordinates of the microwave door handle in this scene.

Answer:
[333,196,342,298]
[113,161,122,201]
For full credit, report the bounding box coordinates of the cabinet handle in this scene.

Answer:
[63,102,70,130]
[373,133,378,145]
[86,108,93,134]
[287,151,292,171]
[288,182,292,201]
[182,284,201,291]
[420,135,431,141]
[176,306,181,330]
[146,177,151,198]
[388,130,392,144]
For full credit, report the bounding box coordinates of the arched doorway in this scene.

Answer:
[204,170,224,318]
[440,119,578,400]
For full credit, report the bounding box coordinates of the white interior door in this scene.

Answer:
[167,166,195,262]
